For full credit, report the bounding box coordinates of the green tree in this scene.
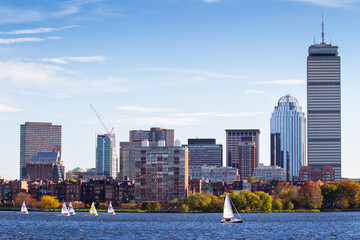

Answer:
[141,201,161,211]
[40,196,60,209]
[285,202,294,210]
[272,199,283,210]
[185,193,212,211]
[321,182,340,209]
[255,191,273,212]
[298,181,323,209]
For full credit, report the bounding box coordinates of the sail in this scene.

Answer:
[108,202,115,214]
[21,201,28,214]
[223,194,234,219]
[90,202,98,215]
[61,202,69,215]
[68,202,76,215]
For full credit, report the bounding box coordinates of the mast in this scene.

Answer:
[321,14,325,44]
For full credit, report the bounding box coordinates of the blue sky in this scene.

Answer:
[1,0,359,179]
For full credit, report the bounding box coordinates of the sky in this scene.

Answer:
[0,0,360,180]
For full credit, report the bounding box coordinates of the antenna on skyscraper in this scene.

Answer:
[313,36,315,45]
[321,14,325,44]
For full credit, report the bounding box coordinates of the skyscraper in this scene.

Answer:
[270,95,306,181]
[225,129,260,179]
[20,122,62,179]
[307,23,341,180]
[96,134,117,178]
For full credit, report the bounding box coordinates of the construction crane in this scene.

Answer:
[90,104,114,135]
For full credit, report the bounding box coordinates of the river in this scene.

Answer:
[0,211,359,239]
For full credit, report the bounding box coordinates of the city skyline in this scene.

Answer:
[1,0,359,179]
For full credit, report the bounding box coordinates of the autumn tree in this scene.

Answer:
[337,180,360,209]
[184,193,214,211]
[14,192,36,207]
[255,191,273,212]
[272,199,283,210]
[40,196,60,209]
[298,181,323,209]
[272,182,298,208]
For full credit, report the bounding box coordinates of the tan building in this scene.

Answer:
[134,140,188,201]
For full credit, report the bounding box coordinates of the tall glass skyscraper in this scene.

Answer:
[270,95,306,181]
[96,134,117,178]
[307,39,341,180]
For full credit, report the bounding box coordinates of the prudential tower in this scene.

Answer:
[307,20,341,180]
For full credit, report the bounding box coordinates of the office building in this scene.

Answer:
[96,134,117,178]
[20,122,62,179]
[26,151,65,181]
[225,129,260,179]
[189,165,238,184]
[130,127,174,146]
[270,95,306,181]
[185,138,222,167]
[299,166,335,183]
[120,127,175,180]
[134,140,188,201]
[253,164,286,182]
[307,24,341,180]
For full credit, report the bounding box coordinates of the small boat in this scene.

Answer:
[108,202,115,215]
[221,193,243,223]
[21,201,29,214]
[90,202,98,216]
[61,202,70,216]
[68,202,76,215]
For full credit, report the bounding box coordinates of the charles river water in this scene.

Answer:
[0,211,359,239]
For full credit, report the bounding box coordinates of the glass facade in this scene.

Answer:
[96,134,117,178]
[270,95,306,181]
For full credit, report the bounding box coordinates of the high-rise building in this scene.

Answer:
[20,122,62,179]
[134,140,188,201]
[96,134,117,178]
[26,151,65,181]
[130,127,174,146]
[307,23,341,180]
[120,127,175,180]
[270,95,306,181]
[185,138,222,167]
[225,129,260,179]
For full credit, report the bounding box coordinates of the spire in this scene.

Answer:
[321,14,325,44]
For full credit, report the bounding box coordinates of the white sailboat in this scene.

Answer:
[221,193,243,223]
[21,201,28,214]
[108,202,115,215]
[68,202,76,215]
[61,202,70,216]
[90,202,98,216]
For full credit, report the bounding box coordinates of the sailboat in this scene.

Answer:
[61,202,70,216]
[68,202,76,215]
[21,201,29,214]
[221,193,243,223]
[90,202,98,216]
[108,202,115,215]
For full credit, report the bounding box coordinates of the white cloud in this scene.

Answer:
[246,89,265,95]
[41,56,105,64]
[0,61,66,86]
[0,37,60,44]
[118,106,176,113]
[0,103,21,112]
[252,79,305,85]
[168,111,263,117]
[288,0,359,7]
[0,7,43,23]
[133,117,202,126]
[0,25,79,35]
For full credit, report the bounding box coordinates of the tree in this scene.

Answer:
[272,182,298,208]
[255,191,273,212]
[321,182,340,209]
[14,192,36,207]
[272,199,283,210]
[298,181,323,209]
[185,193,212,211]
[285,202,294,210]
[141,201,161,211]
[40,196,60,209]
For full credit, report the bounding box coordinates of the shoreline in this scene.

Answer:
[1,207,359,213]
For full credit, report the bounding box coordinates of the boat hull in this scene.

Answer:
[221,218,243,224]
